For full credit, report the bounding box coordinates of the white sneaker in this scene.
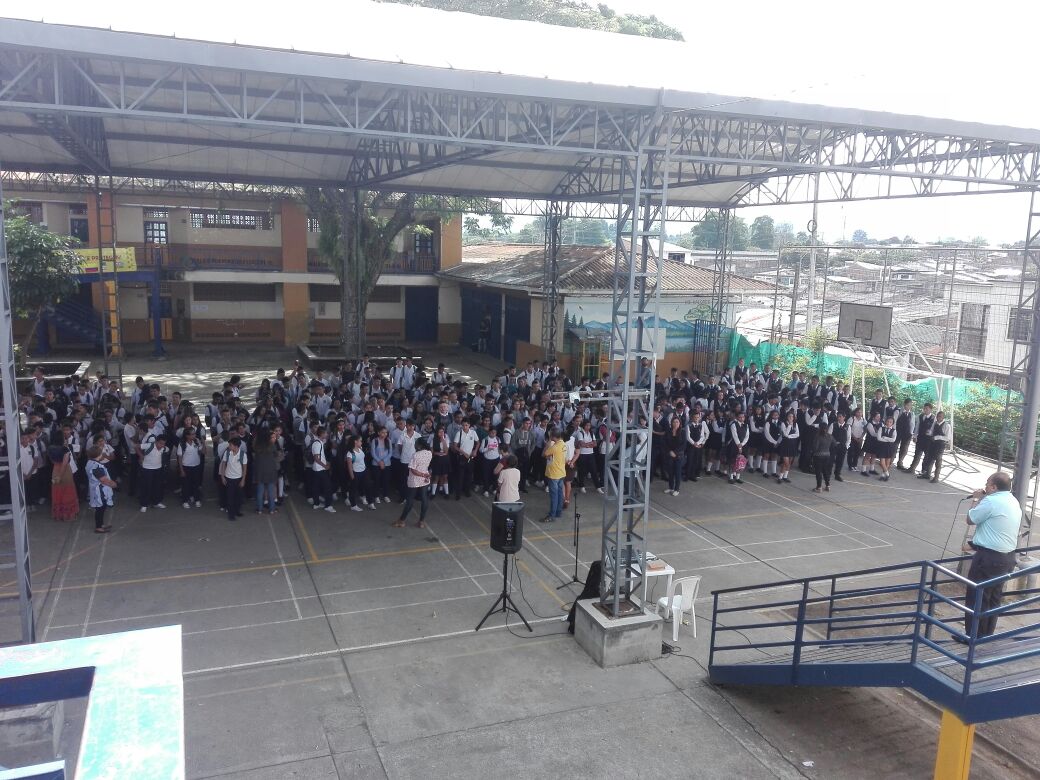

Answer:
[383,497,391,503]
[672,490,680,496]
[325,505,337,513]
[664,488,672,494]
[374,497,381,504]
[155,503,166,509]
[597,487,605,494]
[368,503,376,510]
[483,491,490,497]
[351,505,363,512]
[307,497,314,504]
[140,506,147,513]
[581,486,587,494]
[545,486,550,493]
[182,502,191,509]
[195,501,202,508]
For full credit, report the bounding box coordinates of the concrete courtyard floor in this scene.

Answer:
[2,345,1037,778]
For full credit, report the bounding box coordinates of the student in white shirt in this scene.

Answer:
[178,427,205,508]
[346,435,375,511]
[137,423,167,512]
[310,426,335,512]
[220,436,248,520]
[479,429,502,498]
[452,419,479,499]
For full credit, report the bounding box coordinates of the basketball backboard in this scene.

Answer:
[837,302,893,350]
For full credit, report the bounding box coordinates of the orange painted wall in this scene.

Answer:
[280,201,308,272]
[439,217,463,269]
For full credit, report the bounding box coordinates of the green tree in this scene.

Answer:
[377,0,684,40]
[679,210,749,251]
[462,213,515,243]
[309,190,507,355]
[3,202,81,354]
[749,215,775,250]
[773,221,795,249]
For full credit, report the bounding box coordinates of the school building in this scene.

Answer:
[11,191,462,350]
[11,190,769,377]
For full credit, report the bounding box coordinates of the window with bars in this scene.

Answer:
[12,201,43,223]
[144,221,168,245]
[307,217,321,233]
[413,230,435,256]
[70,218,89,243]
[190,209,272,230]
[145,208,170,220]
[69,203,88,216]
[1007,307,1033,342]
[957,303,990,358]
[194,283,277,302]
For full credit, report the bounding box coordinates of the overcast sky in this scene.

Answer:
[18,0,1038,243]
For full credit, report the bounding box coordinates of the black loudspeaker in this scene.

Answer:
[490,501,524,554]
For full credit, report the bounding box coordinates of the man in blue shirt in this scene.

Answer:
[960,472,1021,640]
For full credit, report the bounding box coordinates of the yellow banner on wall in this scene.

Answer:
[74,247,138,274]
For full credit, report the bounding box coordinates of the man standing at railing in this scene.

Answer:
[960,472,1021,640]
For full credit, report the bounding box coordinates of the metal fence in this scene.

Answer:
[730,244,1032,467]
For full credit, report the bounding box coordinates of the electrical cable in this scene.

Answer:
[500,560,570,639]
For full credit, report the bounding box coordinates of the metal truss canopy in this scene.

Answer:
[0,20,1038,209]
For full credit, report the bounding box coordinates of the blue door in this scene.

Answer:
[405,287,439,343]
[461,286,502,357]
[503,296,530,364]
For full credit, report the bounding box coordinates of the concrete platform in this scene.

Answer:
[0,346,1036,778]
[574,598,662,667]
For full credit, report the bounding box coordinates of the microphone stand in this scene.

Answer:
[557,473,583,589]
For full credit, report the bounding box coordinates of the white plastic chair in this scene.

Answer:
[656,576,701,642]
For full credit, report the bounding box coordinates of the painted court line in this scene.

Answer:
[424,516,490,596]
[80,533,109,637]
[40,521,83,642]
[268,514,303,620]
[180,591,491,638]
[183,615,564,677]
[649,503,745,563]
[735,482,891,548]
[286,496,321,563]
[46,573,490,630]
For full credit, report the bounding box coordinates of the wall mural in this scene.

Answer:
[563,296,716,352]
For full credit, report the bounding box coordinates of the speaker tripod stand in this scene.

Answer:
[475,552,532,632]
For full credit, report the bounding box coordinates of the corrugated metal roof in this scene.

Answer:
[444,243,772,294]
[0,14,1035,205]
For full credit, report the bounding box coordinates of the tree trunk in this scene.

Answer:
[337,191,365,360]
[20,305,43,358]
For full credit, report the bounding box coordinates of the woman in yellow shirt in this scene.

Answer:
[541,430,566,523]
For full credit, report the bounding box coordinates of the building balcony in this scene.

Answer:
[307,250,439,274]
[136,244,283,271]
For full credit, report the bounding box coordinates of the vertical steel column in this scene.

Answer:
[0,175,36,643]
[708,209,731,374]
[600,141,668,617]
[541,201,563,362]
[93,175,123,390]
[1002,192,1040,544]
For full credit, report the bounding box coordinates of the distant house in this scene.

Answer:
[440,243,771,375]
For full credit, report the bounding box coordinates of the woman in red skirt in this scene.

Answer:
[49,445,80,521]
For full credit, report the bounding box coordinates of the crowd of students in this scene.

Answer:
[648,359,952,494]
[1,355,955,535]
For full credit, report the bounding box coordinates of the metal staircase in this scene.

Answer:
[708,547,1040,725]
[43,298,103,349]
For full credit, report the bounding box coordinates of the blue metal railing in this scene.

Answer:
[708,546,1040,719]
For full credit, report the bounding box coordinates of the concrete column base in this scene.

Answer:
[574,598,663,668]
